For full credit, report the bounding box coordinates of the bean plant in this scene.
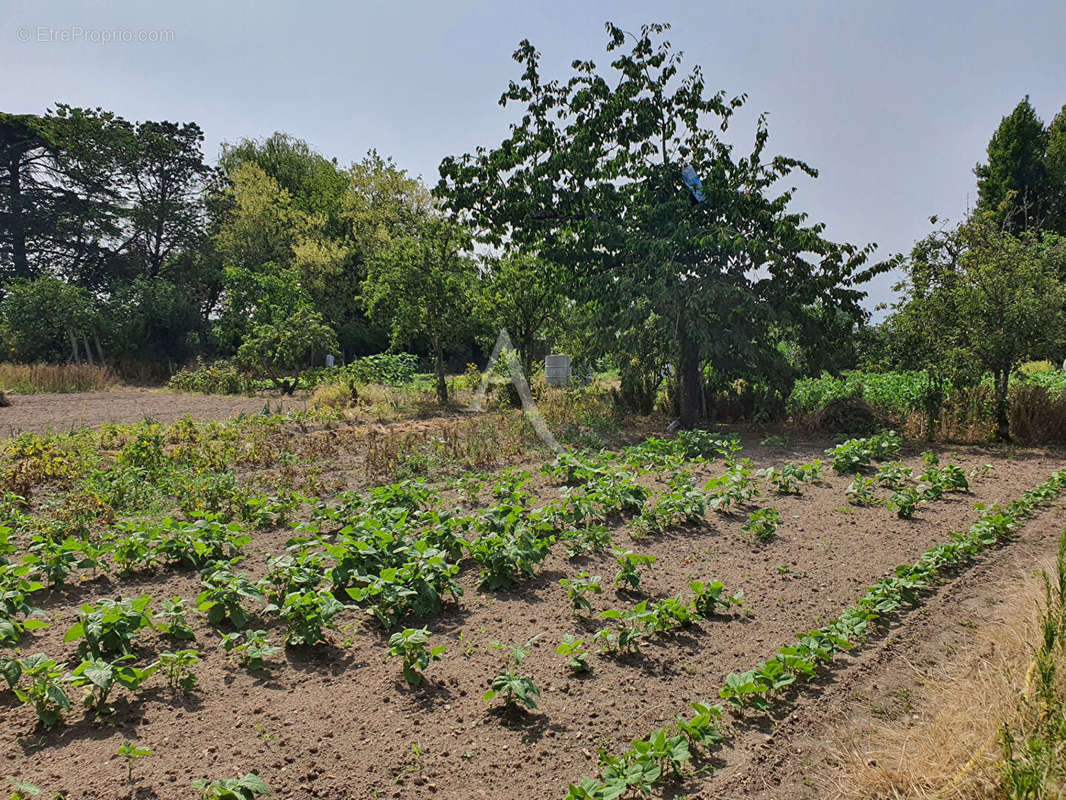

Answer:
[484,637,541,710]
[386,627,445,687]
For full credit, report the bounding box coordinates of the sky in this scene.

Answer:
[3,0,1065,318]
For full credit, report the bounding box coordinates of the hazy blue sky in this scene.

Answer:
[3,1,1065,316]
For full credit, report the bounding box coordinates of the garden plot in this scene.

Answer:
[0,418,1062,800]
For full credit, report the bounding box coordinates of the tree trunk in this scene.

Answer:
[677,322,701,429]
[68,330,80,365]
[434,345,448,406]
[7,155,30,280]
[993,369,1011,441]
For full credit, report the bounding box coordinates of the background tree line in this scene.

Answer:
[3,26,1064,436]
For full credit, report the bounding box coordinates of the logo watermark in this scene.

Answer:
[16,25,175,44]
[468,328,562,453]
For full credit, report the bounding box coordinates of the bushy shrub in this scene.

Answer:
[167,359,252,395]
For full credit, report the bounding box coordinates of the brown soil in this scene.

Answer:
[0,390,307,438]
[2,439,1063,800]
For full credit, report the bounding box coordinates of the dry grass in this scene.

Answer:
[0,362,117,394]
[1009,384,1066,445]
[829,562,1050,799]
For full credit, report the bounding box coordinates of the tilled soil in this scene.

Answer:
[0,390,306,437]
[1,442,1062,799]
[710,473,1066,800]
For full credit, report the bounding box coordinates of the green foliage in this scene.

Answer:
[263,588,344,647]
[117,740,152,783]
[465,507,551,590]
[158,648,199,692]
[612,548,657,593]
[236,306,338,395]
[743,507,781,543]
[69,655,157,714]
[690,580,743,616]
[363,216,476,405]
[845,474,878,506]
[4,653,71,728]
[154,596,195,640]
[197,566,262,629]
[386,627,445,687]
[484,637,541,710]
[891,486,922,519]
[826,430,901,473]
[556,634,591,674]
[219,629,279,672]
[63,595,153,658]
[192,774,269,800]
[559,573,603,615]
[438,23,881,428]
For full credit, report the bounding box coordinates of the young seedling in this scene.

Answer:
[891,487,922,519]
[556,635,591,674]
[192,774,269,800]
[154,596,195,641]
[5,654,71,728]
[690,580,743,616]
[845,475,878,506]
[743,507,781,543]
[558,573,603,615]
[612,549,656,593]
[219,630,279,672]
[386,628,445,687]
[159,649,200,692]
[117,740,152,783]
[484,636,541,710]
[4,778,40,800]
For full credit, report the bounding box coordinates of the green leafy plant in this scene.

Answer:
[690,580,743,616]
[4,654,71,728]
[64,595,153,658]
[484,637,541,710]
[219,629,279,672]
[845,474,878,506]
[69,655,158,714]
[159,649,200,692]
[197,566,262,629]
[743,507,781,543]
[597,601,658,655]
[891,486,922,519]
[192,774,269,800]
[154,596,195,640]
[875,461,912,489]
[559,573,603,615]
[263,588,344,647]
[386,627,445,687]
[612,548,656,592]
[556,634,591,673]
[4,778,41,800]
[117,740,152,783]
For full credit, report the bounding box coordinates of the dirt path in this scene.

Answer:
[0,390,307,437]
[706,493,1066,799]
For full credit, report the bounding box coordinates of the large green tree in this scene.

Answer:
[437,22,881,427]
[975,97,1051,233]
[891,212,1066,440]
[475,251,563,378]
[363,217,476,404]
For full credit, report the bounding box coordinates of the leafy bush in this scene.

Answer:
[197,566,262,629]
[64,595,153,658]
[1,653,72,727]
